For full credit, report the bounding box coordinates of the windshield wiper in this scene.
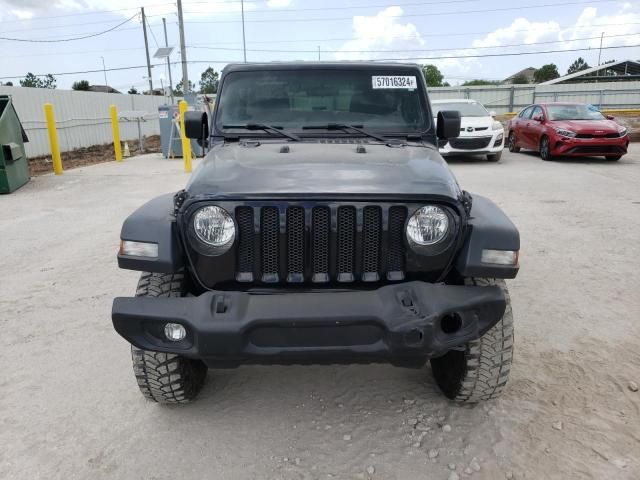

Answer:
[222,123,300,141]
[301,123,389,143]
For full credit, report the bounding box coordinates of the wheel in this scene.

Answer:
[430,278,514,403]
[508,131,520,153]
[130,272,207,404]
[539,136,554,161]
[487,151,502,162]
[605,155,622,161]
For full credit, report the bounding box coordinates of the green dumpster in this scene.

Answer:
[0,95,30,194]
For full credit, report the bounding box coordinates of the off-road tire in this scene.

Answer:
[430,278,514,403]
[487,151,502,162]
[539,136,554,161]
[508,131,520,153]
[130,272,207,404]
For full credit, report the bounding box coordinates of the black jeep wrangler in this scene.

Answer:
[112,62,519,404]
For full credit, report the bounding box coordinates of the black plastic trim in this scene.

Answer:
[117,194,184,273]
[454,194,520,279]
[112,280,506,367]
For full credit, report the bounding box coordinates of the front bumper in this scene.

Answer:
[552,135,629,157]
[112,281,506,367]
[440,130,504,156]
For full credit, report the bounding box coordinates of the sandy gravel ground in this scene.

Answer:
[1,146,639,480]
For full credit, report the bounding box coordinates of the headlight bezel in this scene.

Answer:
[555,128,577,138]
[618,126,628,137]
[187,205,236,256]
[492,120,504,131]
[406,205,457,256]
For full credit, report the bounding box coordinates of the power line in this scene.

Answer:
[186,22,640,45]
[0,3,174,24]
[0,14,139,43]
[3,42,636,81]
[187,32,640,54]
[182,0,487,14]
[183,0,620,24]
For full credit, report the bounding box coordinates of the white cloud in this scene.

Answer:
[470,4,640,65]
[334,7,425,61]
[334,7,478,82]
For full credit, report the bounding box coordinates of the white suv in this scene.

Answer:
[431,99,504,162]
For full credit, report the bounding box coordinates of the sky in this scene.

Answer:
[0,0,639,91]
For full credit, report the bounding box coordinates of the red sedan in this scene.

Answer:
[507,103,629,161]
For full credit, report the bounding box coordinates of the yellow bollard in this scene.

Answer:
[179,100,192,173]
[110,105,123,162]
[43,103,63,175]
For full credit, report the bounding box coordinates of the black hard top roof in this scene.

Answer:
[222,61,422,73]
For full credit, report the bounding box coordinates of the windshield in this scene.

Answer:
[431,101,488,117]
[546,104,606,121]
[216,69,428,133]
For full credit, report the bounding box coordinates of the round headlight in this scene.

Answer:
[406,206,449,246]
[193,206,235,247]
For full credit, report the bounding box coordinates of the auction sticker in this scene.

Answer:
[372,76,417,89]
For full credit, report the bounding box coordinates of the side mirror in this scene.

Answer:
[605,114,615,120]
[532,114,544,122]
[184,111,209,141]
[489,110,497,117]
[437,110,461,140]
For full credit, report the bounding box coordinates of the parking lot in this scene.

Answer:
[1,145,639,480]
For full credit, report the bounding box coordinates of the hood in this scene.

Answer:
[185,141,461,199]
[549,119,620,134]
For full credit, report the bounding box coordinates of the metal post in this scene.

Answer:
[508,86,515,112]
[110,105,123,162]
[597,32,604,66]
[177,0,189,93]
[43,103,63,175]
[318,46,320,61]
[179,100,193,173]
[100,56,108,86]
[141,8,153,94]
[241,0,247,63]
[162,18,174,104]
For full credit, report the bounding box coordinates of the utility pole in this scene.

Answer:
[241,0,247,63]
[100,56,108,86]
[597,32,604,66]
[141,8,153,94]
[177,0,189,93]
[162,18,174,103]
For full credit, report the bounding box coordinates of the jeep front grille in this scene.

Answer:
[234,204,408,284]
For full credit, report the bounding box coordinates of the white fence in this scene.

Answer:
[0,86,172,157]
[428,81,640,114]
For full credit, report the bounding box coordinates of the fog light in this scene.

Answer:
[481,249,518,266]
[120,240,158,258]
[164,323,186,341]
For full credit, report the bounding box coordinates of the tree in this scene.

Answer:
[72,80,90,91]
[173,79,195,96]
[567,57,590,75]
[533,64,560,83]
[510,73,530,84]
[0,81,13,86]
[128,86,139,95]
[199,67,219,94]
[422,64,444,87]
[20,72,56,89]
[461,79,500,86]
